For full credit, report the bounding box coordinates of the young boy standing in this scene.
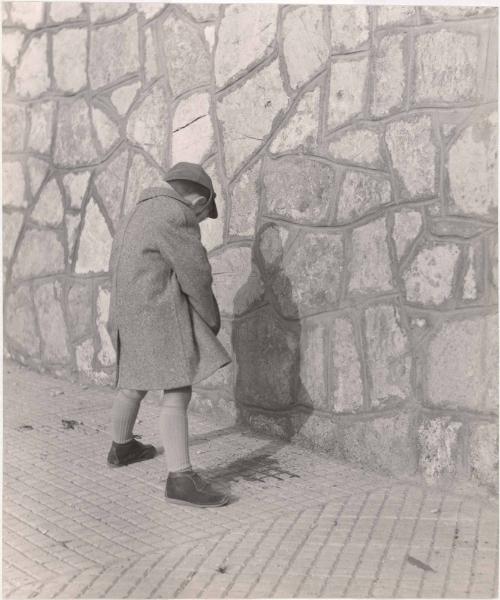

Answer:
[106,162,231,508]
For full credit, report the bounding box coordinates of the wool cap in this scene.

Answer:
[164,162,217,219]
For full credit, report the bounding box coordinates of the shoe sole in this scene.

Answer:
[165,496,229,508]
[107,453,157,468]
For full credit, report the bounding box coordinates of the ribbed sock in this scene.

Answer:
[112,391,143,443]
[159,387,192,473]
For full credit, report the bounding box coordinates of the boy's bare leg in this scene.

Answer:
[159,386,192,472]
[112,389,147,443]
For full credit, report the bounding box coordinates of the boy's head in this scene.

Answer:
[165,162,217,223]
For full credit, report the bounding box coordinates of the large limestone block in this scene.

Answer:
[137,3,165,20]
[92,107,120,154]
[110,81,140,116]
[12,229,65,280]
[127,83,168,165]
[228,160,261,238]
[262,156,335,224]
[233,307,299,408]
[426,314,498,413]
[364,303,412,407]
[63,171,91,210]
[3,103,26,153]
[417,416,463,483]
[162,15,210,96]
[182,4,219,21]
[330,5,369,53]
[414,29,480,104]
[27,157,49,197]
[469,423,498,490]
[2,30,24,67]
[34,281,70,364]
[54,98,99,167]
[258,222,290,271]
[215,4,278,87]
[377,6,416,27]
[3,211,24,261]
[171,93,213,165]
[67,281,92,339]
[89,15,139,89]
[90,3,129,22]
[261,228,344,318]
[331,317,364,412]
[53,27,87,93]
[327,127,383,169]
[49,2,83,23]
[337,171,391,224]
[94,151,128,228]
[299,321,328,410]
[447,111,497,219]
[122,153,163,216]
[15,34,50,98]
[370,32,407,118]
[217,60,289,177]
[199,161,225,251]
[3,161,26,208]
[328,56,368,130]
[10,2,44,29]
[421,6,497,21]
[65,213,81,258]
[270,87,320,154]
[348,217,393,295]
[392,210,423,260]
[210,246,264,316]
[385,114,438,200]
[75,198,113,274]
[31,179,64,227]
[96,286,116,367]
[5,285,40,355]
[28,100,55,154]
[403,243,460,305]
[282,6,329,89]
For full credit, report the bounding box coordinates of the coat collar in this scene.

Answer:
[137,182,193,211]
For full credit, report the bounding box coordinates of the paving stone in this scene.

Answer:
[199,161,225,251]
[282,6,329,90]
[96,286,116,367]
[94,150,128,228]
[228,160,260,238]
[161,14,210,97]
[376,5,416,26]
[3,103,26,153]
[28,100,54,154]
[14,34,50,99]
[337,171,391,224]
[75,198,113,274]
[469,423,498,490]
[327,126,383,169]
[447,110,497,219]
[31,179,64,227]
[348,217,393,295]
[385,114,438,200]
[89,14,139,89]
[54,98,99,167]
[92,107,120,154]
[53,27,87,93]
[127,82,168,164]
[49,2,83,23]
[426,314,498,413]
[330,5,369,53]
[270,87,320,154]
[364,303,412,407]
[392,210,423,261]
[5,285,40,355]
[328,56,368,130]
[171,92,213,165]
[414,28,481,104]
[12,229,65,280]
[2,30,24,68]
[89,3,129,23]
[122,152,163,216]
[217,59,289,177]
[3,161,26,208]
[370,32,407,118]
[262,156,334,224]
[62,171,91,211]
[27,157,49,197]
[3,211,24,261]
[403,243,460,305]
[33,281,70,364]
[418,416,463,483]
[10,1,44,28]
[215,4,278,88]
[110,81,140,116]
[67,281,92,340]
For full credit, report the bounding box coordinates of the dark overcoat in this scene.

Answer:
[108,183,231,390]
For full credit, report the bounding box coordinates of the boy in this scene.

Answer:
[106,162,231,508]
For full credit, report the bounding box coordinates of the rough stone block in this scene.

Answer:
[54,98,99,167]
[447,110,497,219]
[385,114,438,200]
[228,160,260,238]
[298,320,328,410]
[53,27,87,93]
[426,314,498,413]
[414,28,480,104]
[3,211,24,261]
[96,286,116,367]
[171,92,213,165]
[94,150,128,228]
[2,30,24,68]
[420,6,497,21]
[92,107,119,154]
[331,317,364,412]
[403,243,460,306]
[469,422,498,490]
[262,156,335,224]
[327,126,383,169]
[330,5,369,53]
[12,229,65,280]
[67,281,92,340]
[122,153,163,216]
[143,25,158,83]
[328,56,368,130]
[376,6,416,26]
[392,210,423,261]
[418,416,463,483]
[257,222,291,272]
[199,161,225,251]
[348,217,393,295]
[10,2,44,29]
[137,3,165,20]
[3,161,26,208]
[90,3,129,22]
[75,198,113,274]
[217,59,289,177]
[282,6,329,89]
[337,171,391,224]
[364,303,412,407]
[162,14,210,96]
[49,2,83,23]
[31,179,64,227]
[241,406,293,440]
[34,281,70,364]
[110,81,140,116]
[89,15,139,89]
[65,213,81,259]
[28,100,54,154]
[3,103,26,153]
[232,307,299,409]
[63,171,91,211]
[27,157,49,197]
[215,4,278,87]
[370,32,407,118]
[15,34,50,99]
[462,244,479,300]
[5,284,40,356]
[182,4,219,21]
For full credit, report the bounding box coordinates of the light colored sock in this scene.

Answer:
[112,391,143,443]
[159,386,192,473]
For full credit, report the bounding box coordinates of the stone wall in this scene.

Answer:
[3,3,498,492]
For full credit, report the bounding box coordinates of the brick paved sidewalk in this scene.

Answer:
[2,360,499,599]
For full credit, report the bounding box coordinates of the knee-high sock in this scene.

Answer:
[112,391,142,443]
[160,387,192,473]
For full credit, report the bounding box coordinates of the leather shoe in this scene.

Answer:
[107,439,156,467]
[165,470,229,507]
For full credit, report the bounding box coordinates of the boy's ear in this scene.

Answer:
[191,194,209,212]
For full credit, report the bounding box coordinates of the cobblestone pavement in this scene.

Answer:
[3,360,499,599]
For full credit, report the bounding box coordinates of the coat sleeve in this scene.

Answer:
[147,199,221,335]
